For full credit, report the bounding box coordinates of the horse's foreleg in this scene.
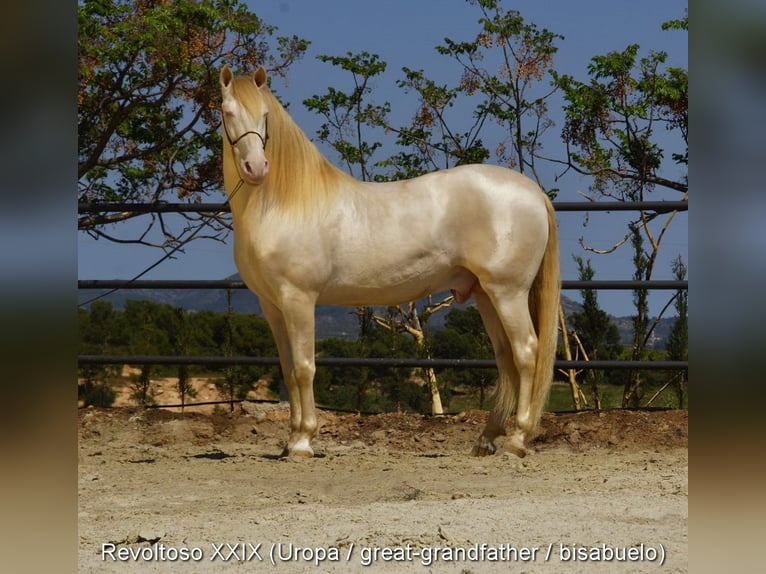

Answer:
[278,295,319,457]
[260,300,303,455]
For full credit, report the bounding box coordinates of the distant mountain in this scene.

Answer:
[79,274,677,348]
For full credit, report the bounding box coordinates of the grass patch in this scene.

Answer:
[546,381,686,412]
[442,380,687,414]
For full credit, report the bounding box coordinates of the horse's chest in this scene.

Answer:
[232,223,326,298]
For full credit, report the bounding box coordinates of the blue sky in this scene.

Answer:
[78,0,688,317]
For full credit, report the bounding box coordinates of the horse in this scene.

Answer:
[219,65,560,458]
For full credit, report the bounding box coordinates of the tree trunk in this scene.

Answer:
[424,366,444,415]
[372,300,449,416]
[558,304,585,410]
[571,331,601,411]
[408,305,444,415]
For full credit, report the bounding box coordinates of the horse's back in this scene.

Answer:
[395,164,548,221]
[419,163,542,194]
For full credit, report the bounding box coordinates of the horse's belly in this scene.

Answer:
[317,265,476,307]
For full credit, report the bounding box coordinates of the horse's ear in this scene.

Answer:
[253,66,267,88]
[220,64,234,89]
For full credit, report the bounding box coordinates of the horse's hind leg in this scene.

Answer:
[472,290,518,456]
[474,287,538,457]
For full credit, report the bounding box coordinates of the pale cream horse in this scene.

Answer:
[219,65,560,458]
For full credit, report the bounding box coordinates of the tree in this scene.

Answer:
[215,290,276,410]
[78,300,121,384]
[368,299,454,415]
[315,310,421,414]
[172,308,197,412]
[553,18,688,196]
[553,16,688,406]
[386,1,563,413]
[78,0,308,247]
[436,0,562,189]
[665,255,688,407]
[122,300,170,405]
[384,66,491,178]
[567,257,622,409]
[303,51,390,181]
[315,336,370,413]
[78,302,120,407]
[433,307,496,409]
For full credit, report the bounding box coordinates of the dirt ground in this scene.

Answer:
[78,405,687,573]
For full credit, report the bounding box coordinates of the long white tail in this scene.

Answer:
[526,196,561,433]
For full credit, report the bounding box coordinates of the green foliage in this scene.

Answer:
[78,299,278,406]
[661,14,688,32]
[622,227,652,407]
[383,67,491,178]
[303,52,390,181]
[77,5,688,414]
[547,380,682,412]
[306,0,561,191]
[434,0,562,192]
[78,0,308,243]
[551,16,687,406]
[432,307,496,409]
[666,255,688,407]
[569,258,622,360]
[79,301,123,386]
[215,309,278,407]
[666,257,688,363]
[315,312,426,414]
[172,308,197,406]
[554,21,688,198]
[568,257,623,402]
[78,380,117,408]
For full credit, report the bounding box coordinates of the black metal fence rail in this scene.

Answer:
[78,355,687,370]
[78,198,688,372]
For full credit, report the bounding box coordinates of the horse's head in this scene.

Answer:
[220,65,270,185]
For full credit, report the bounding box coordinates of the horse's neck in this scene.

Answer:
[262,105,353,216]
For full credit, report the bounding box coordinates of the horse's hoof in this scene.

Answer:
[471,437,497,457]
[470,446,494,457]
[506,434,528,458]
[279,449,314,458]
[289,449,314,458]
[505,443,528,458]
[281,435,315,458]
[281,443,314,458]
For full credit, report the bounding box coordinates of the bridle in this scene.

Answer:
[222,113,269,151]
[221,112,270,198]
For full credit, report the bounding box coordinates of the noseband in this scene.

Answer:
[222,113,269,150]
[221,112,270,199]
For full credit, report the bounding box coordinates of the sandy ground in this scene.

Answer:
[78,405,687,573]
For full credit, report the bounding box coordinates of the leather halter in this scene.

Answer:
[221,113,269,197]
[222,113,269,150]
